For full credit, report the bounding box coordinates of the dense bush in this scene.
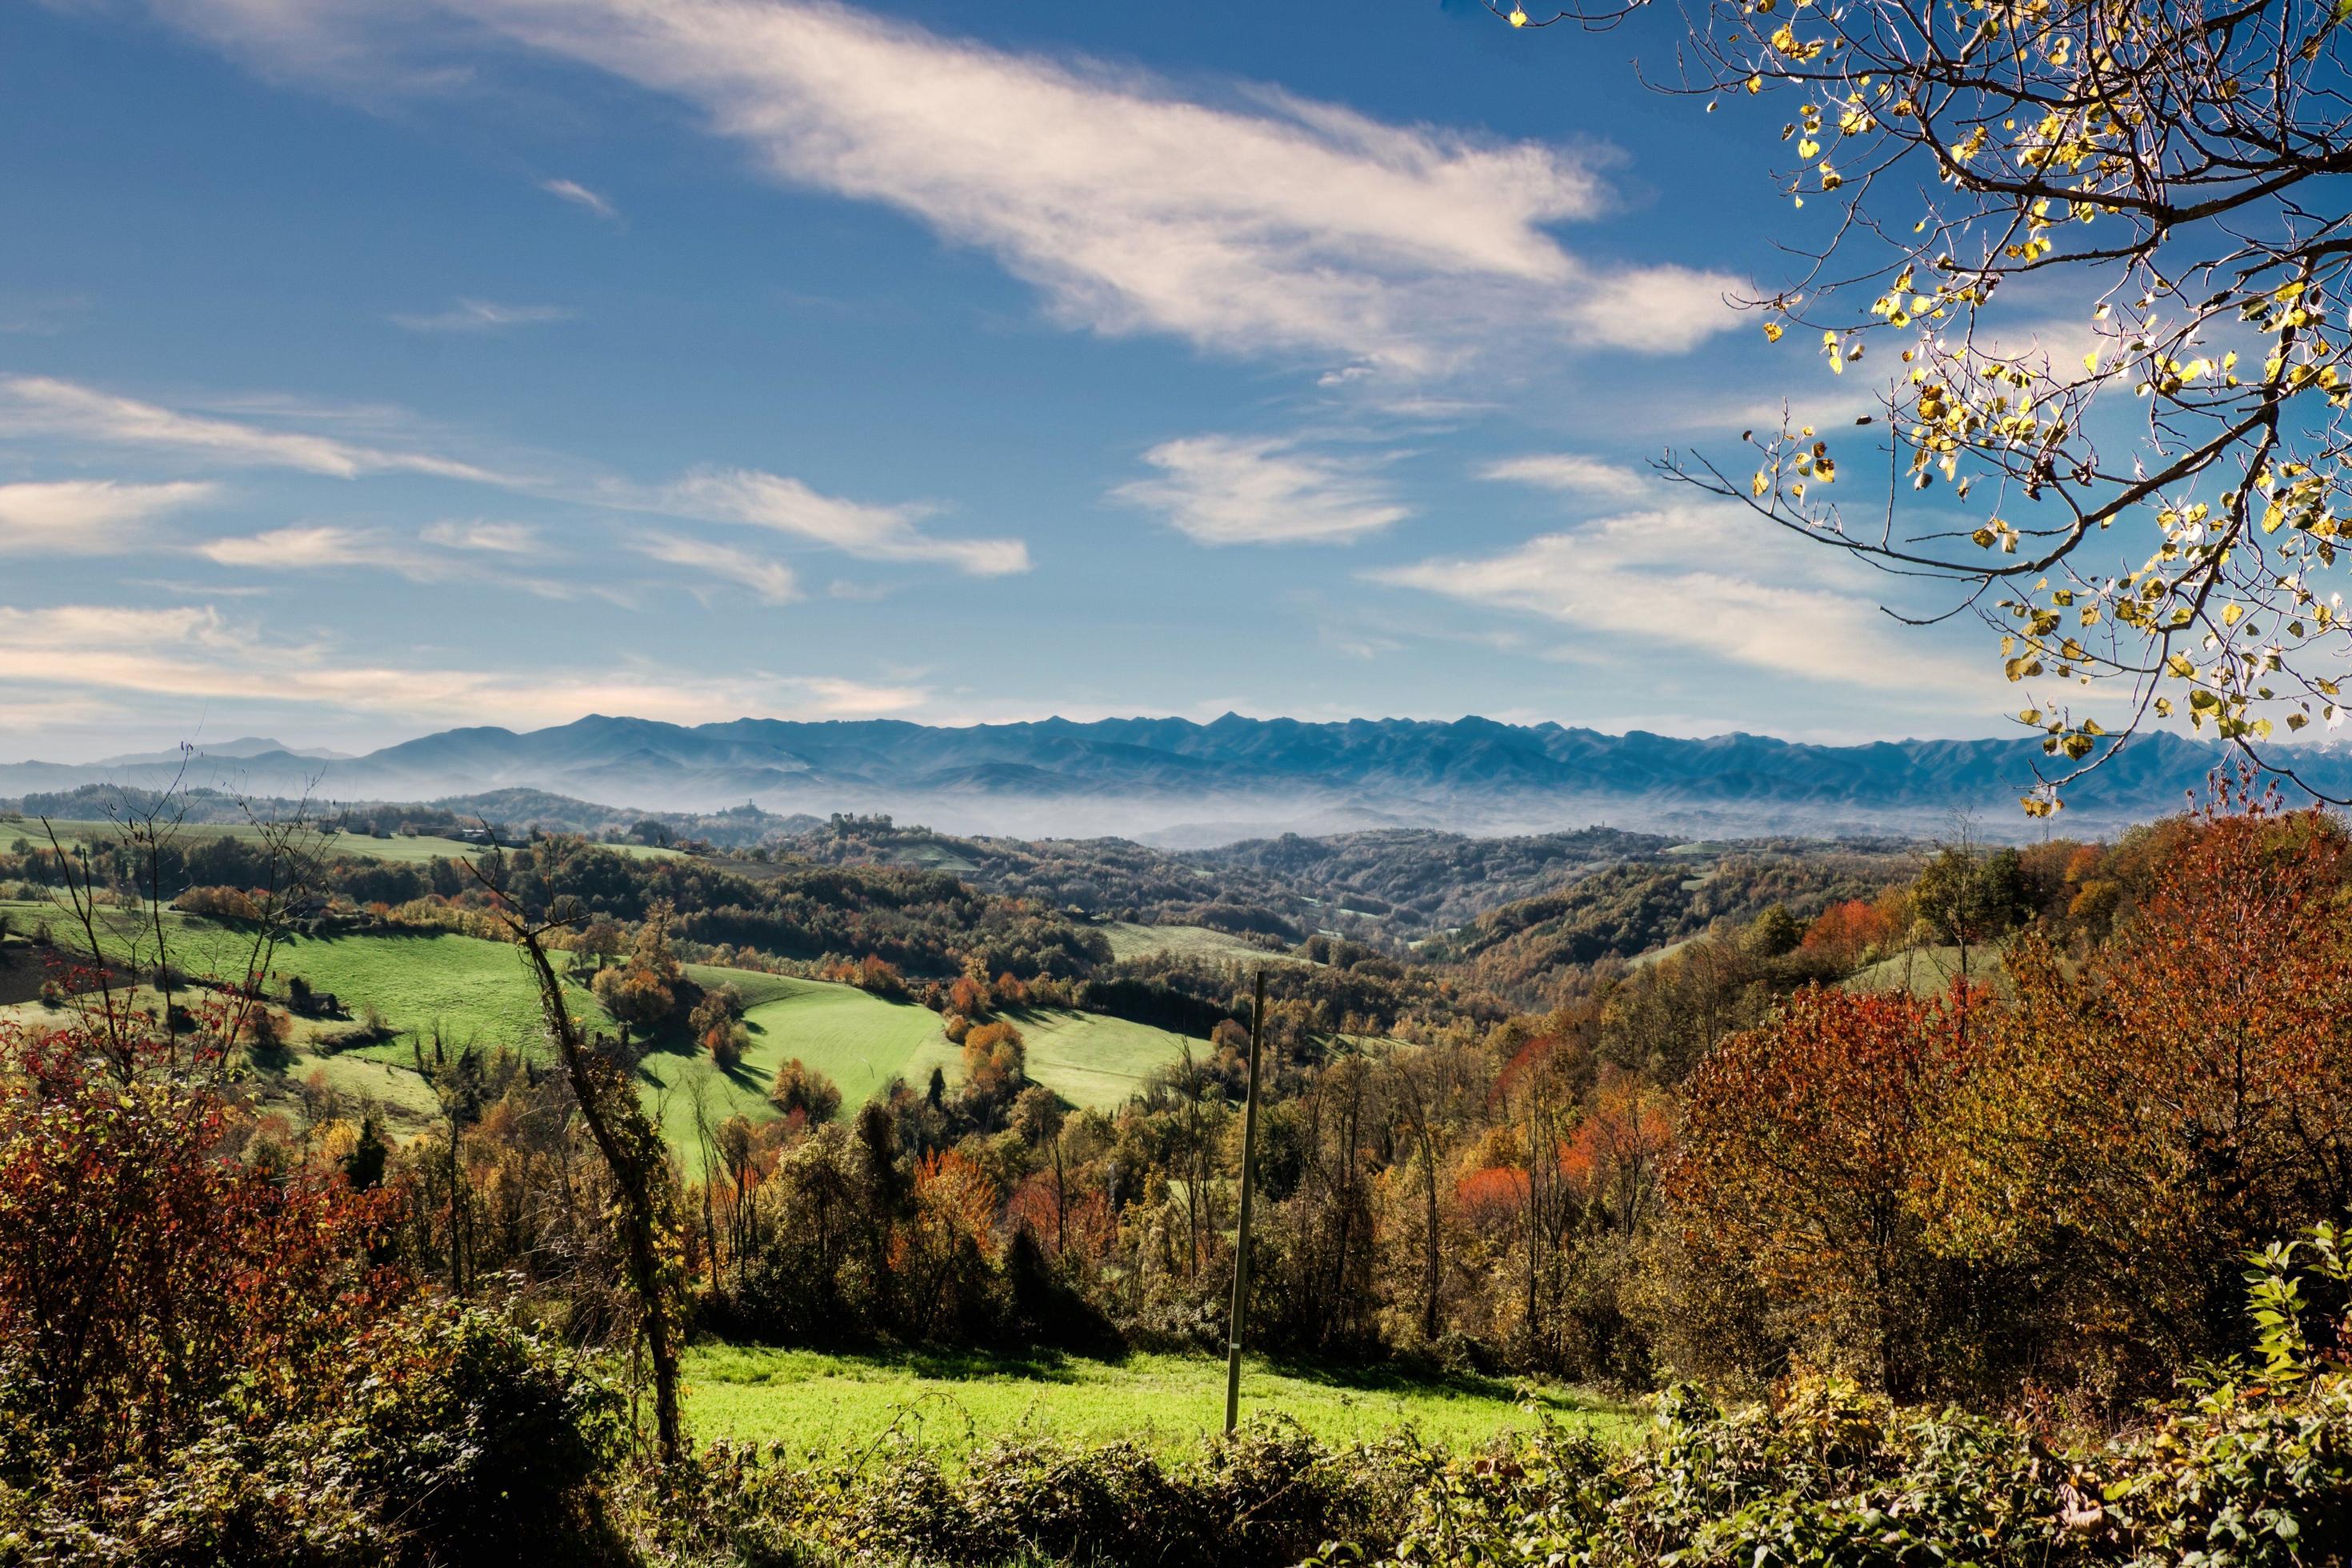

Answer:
[0,1298,624,1568]
[640,1418,1401,1568]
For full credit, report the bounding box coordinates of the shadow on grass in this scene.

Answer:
[701,1341,1624,1418]
[1253,1353,1625,1414]
[705,1342,1128,1386]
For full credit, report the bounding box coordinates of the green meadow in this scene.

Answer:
[904,1006,1198,1110]
[1844,942,2013,998]
[638,974,949,1154]
[1098,922,1300,966]
[2,902,1195,1158]
[644,994,1193,1159]
[0,900,602,1055]
[682,1344,1636,1462]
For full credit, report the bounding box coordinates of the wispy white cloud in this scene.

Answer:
[1479,452,1650,501]
[0,374,1027,578]
[540,177,618,221]
[632,531,802,604]
[420,518,538,554]
[1114,434,1409,546]
[1368,502,1977,694]
[795,676,929,716]
[1558,264,1746,354]
[0,479,219,553]
[193,521,602,602]
[195,523,442,575]
[152,0,1742,374]
[0,375,506,482]
[391,298,574,332]
[0,292,93,335]
[0,602,929,726]
[650,467,1029,577]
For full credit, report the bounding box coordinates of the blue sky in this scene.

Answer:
[1,0,2015,762]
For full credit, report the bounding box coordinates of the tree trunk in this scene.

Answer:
[514,923,684,1465]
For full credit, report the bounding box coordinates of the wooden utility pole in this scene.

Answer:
[1224,966,1268,1435]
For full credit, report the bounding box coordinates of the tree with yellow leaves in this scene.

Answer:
[1500,0,2352,810]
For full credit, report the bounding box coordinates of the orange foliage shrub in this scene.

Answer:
[1674,983,1974,1394]
[173,885,264,922]
[1938,788,2352,1366]
[1798,898,1894,966]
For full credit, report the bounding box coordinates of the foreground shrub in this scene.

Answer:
[0,1298,626,1568]
[327,1294,629,1565]
[1364,1367,2352,1567]
[638,1228,2352,1568]
[635,1416,1406,1568]
[0,1014,401,1474]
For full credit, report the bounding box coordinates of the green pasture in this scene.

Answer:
[866,841,982,876]
[4,901,1201,1161]
[1098,922,1299,966]
[645,990,1196,1161]
[1844,942,2014,999]
[638,973,945,1154]
[905,1006,1194,1110]
[682,1344,1634,1462]
[0,901,608,1055]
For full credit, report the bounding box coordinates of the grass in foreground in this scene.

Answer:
[682,1343,1635,1462]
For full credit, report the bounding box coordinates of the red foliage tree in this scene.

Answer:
[1673,983,1974,1395]
[1798,898,1894,967]
[0,1005,401,1466]
[1936,784,2352,1369]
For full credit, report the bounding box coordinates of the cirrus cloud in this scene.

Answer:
[151,0,1742,375]
[0,374,508,482]
[391,298,575,333]
[0,374,1029,578]
[1367,502,1982,695]
[1114,434,1410,546]
[649,466,1030,577]
[540,177,619,221]
[632,531,802,603]
[0,602,929,729]
[0,479,219,553]
[1478,452,1650,501]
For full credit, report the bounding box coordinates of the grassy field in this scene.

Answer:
[906,1006,1194,1109]
[2,818,678,867]
[1845,942,2013,998]
[0,901,614,1056]
[3,901,1200,1158]
[1098,922,1300,966]
[682,1344,1634,1462]
[645,989,1197,1158]
[638,973,944,1154]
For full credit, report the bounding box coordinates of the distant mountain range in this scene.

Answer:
[0,714,2318,843]
[90,736,356,768]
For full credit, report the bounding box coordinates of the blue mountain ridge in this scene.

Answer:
[2,714,2325,838]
